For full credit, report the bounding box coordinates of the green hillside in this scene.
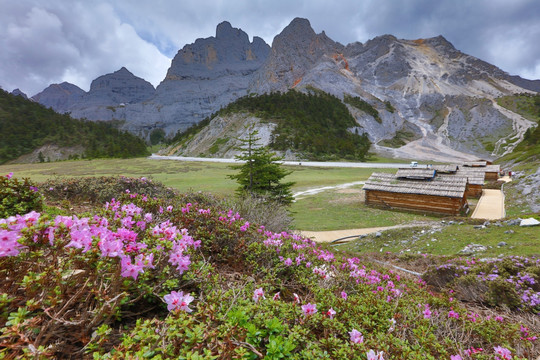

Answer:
[497,93,540,163]
[0,89,149,164]
[173,90,371,161]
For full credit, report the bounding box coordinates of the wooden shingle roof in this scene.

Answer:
[458,164,500,173]
[363,172,467,198]
[432,165,458,173]
[462,161,488,167]
[396,168,436,180]
[439,172,485,186]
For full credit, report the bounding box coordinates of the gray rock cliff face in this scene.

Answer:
[139,21,270,136]
[249,24,536,161]
[250,17,343,93]
[65,67,155,122]
[32,82,85,111]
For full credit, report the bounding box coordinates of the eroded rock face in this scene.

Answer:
[250,17,344,92]
[249,25,537,161]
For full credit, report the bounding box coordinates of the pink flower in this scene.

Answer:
[168,250,191,274]
[293,293,300,304]
[450,355,462,360]
[326,308,336,319]
[493,346,512,360]
[366,349,385,360]
[349,329,363,344]
[423,304,432,319]
[448,310,459,319]
[495,316,504,322]
[6,172,13,179]
[99,237,124,258]
[163,291,194,312]
[253,288,265,303]
[301,303,317,316]
[120,255,145,280]
[0,229,22,257]
[465,347,483,355]
[341,291,348,300]
[121,216,134,229]
[284,257,293,266]
[240,221,250,232]
[273,292,281,301]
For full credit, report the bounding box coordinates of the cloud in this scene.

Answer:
[1,0,539,97]
[0,1,170,96]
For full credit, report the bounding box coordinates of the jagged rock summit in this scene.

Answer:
[163,21,269,81]
[251,17,343,92]
[10,89,29,99]
[32,82,85,112]
[33,21,270,137]
[86,67,155,105]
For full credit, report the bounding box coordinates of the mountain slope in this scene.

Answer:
[164,90,371,161]
[248,21,538,162]
[30,18,539,162]
[0,89,149,164]
[33,22,271,138]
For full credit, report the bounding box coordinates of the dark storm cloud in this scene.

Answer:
[1,0,539,97]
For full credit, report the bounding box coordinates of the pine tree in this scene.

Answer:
[228,128,295,205]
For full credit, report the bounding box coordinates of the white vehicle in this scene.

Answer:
[410,161,418,167]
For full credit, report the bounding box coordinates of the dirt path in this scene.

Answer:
[293,181,365,200]
[299,222,435,243]
[471,189,506,220]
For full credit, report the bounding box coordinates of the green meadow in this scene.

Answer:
[0,158,435,230]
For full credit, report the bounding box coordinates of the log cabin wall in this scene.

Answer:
[365,190,466,215]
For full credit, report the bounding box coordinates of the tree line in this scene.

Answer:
[0,90,149,164]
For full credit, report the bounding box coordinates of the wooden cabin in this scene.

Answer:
[459,164,500,181]
[439,171,485,198]
[363,172,469,215]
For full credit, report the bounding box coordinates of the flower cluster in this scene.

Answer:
[0,196,199,283]
[427,256,540,310]
[163,290,194,312]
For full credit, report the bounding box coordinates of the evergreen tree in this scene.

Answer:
[228,129,295,205]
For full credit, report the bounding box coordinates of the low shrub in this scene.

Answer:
[424,256,540,312]
[0,172,43,218]
[39,176,178,205]
[221,194,293,233]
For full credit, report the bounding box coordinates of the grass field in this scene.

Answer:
[337,217,540,257]
[1,158,411,230]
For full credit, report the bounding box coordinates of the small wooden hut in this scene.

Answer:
[459,164,500,181]
[363,172,469,215]
[439,171,485,198]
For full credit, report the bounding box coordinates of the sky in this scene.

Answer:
[1,0,539,97]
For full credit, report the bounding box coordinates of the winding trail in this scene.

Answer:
[299,222,435,243]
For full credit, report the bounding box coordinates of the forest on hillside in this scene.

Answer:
[173,90,371,161]
[222,90,371,160]
[0,90,149,164]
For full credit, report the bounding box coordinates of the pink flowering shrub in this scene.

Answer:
[0,176,537,358]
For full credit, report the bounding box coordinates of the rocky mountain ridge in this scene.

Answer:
[31,18,539,162]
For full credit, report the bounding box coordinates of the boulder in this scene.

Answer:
[520,218,540,227]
